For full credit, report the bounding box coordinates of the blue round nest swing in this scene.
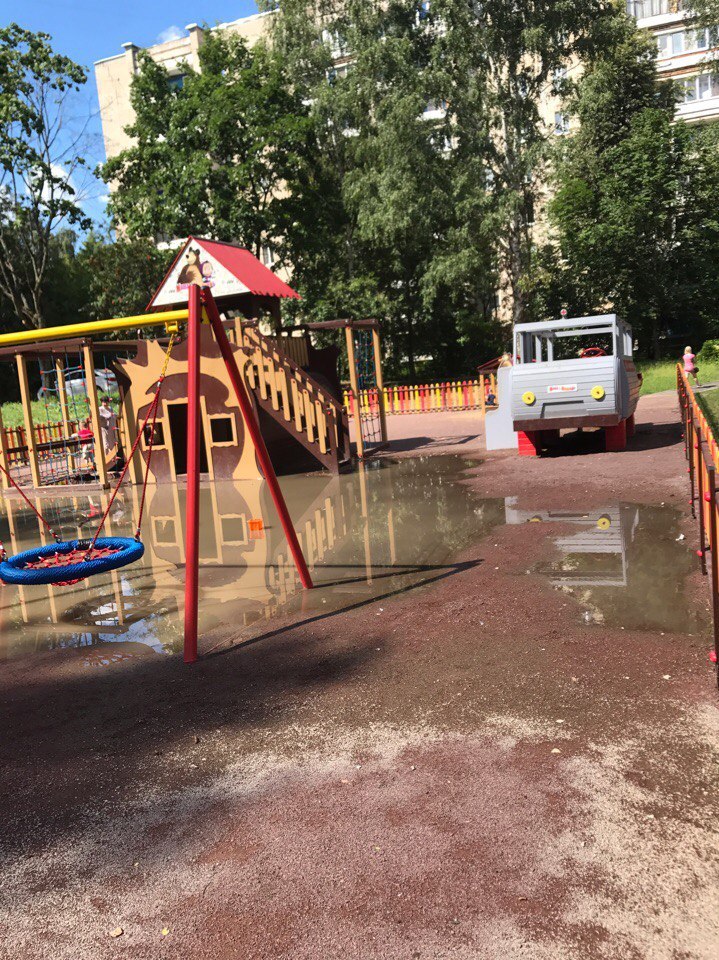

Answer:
[0,537,145,586]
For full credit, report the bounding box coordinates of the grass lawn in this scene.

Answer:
[0,398,90,430]
[696,386,719,438]
[637,359,719,395]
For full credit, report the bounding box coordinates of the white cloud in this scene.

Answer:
[156,25,185,44]
[38,163,77,206]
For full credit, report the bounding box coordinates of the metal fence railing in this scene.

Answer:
[677,364,719,685]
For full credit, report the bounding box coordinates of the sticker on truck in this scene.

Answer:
[547,384,578,394]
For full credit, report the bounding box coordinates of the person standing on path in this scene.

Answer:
[683,346,700,386]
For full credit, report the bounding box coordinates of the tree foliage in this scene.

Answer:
[100,31,314,269]
[79,234,173,320]
[268,0,620,376]
[0,23,91,329]
[540,16,719,357]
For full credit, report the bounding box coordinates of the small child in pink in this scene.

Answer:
[683,346,699,385]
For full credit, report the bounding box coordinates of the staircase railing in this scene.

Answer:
[241,326,350,471]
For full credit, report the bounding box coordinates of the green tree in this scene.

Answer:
[271,0,617,376]
[543,16,719,357]
[100,30,314,270]
[271,0,505,377]
[78,234,173,321]
[0,24,91,329]
[433,0,615,326]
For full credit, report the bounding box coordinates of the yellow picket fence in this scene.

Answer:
[343,375,497,418]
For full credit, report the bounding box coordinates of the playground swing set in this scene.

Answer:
[0,237,390,662]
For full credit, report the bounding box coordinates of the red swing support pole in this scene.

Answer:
[201,288,314,592]
[184,284,202,663]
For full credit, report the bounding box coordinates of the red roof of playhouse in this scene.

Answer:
[147,237,300,310]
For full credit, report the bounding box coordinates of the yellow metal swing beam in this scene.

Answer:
[0,308,191,349]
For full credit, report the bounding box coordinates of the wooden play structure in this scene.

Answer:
[0,238,389,490]
[0,238,389,662]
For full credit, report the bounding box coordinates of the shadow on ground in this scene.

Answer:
[0,558,481,868]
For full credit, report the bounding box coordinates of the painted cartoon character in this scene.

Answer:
[177,248,204,287]
[176,248,215,290]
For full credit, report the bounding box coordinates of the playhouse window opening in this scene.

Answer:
[155,518,177,545]
[210,416,235,444]
[143,422,165,446]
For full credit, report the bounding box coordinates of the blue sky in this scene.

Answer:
[1,1,260,225]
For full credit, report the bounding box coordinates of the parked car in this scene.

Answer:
[37,368,118,401]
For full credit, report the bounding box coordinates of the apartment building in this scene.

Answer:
[627,0,719,123]
[95,4,719,171]
[94,12,275,161]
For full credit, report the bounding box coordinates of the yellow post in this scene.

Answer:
[0,406,10,490]
[55,356,71,434]
[372,327,388,444]
[345,325,364,459]
[16,354,41,488]
[54,355,74,475]
[82,342,109,488]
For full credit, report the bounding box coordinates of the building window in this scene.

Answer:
[422,99,448,120]
[260,245,274,268]
[657,27,717,59]
[627,1,681,18]
[321,28,348,59]
[167,73,185,92]
[554,112,569,135]
[681,73,719,102]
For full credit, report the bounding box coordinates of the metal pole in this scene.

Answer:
[345,325,364,459]
[201,289,313,590]
[183,285,202,664]
[0,309,189,349]
[697,425,707,575]
[709,465,719,688]
[688,413,696,519]
[371,326,388,445]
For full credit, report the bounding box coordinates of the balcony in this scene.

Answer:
[627,0,687,28]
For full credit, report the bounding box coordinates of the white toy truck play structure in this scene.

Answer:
[487,314,640,457]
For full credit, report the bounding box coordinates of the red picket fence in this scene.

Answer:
[3,420,81,465]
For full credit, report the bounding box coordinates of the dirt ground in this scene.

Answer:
[1,391,718,960]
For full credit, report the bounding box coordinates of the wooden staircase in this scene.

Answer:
[241,326,351,473]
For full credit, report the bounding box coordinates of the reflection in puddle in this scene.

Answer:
[0,458,504,661]
[504,500,700,633]
[0,460,701,663]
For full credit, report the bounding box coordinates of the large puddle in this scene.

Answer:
[0,458,504,660]
[0,457,701,661]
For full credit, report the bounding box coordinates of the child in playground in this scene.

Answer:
[74,419,94,472]
[683,346,699,385]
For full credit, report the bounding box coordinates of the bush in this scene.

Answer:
[697,340,719,363]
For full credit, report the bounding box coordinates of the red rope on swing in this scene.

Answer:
[85,382,164,556]
[0,460,61,545]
